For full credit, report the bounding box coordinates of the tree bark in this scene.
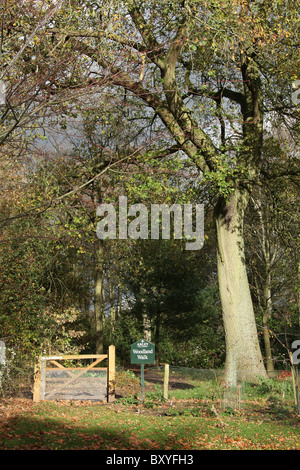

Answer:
[215,189,267,385]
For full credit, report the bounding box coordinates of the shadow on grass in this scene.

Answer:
[145,377,195,390]
[0,410,199,451]
[0,415,136,450]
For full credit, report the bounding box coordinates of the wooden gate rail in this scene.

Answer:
[33,347,115,403]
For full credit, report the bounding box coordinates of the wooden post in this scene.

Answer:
[141,363,145,402]
[164,363,169,400]
[107,345,115,403]
[33,357,42,402]
[40,357,46,401]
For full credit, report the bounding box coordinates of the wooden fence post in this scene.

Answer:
[33,356,42,402]
[164,363,169,400]
[107,345,115,402]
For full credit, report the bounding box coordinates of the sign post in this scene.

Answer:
[130,339,155,402]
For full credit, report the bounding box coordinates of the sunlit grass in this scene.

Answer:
[0,398,299,450]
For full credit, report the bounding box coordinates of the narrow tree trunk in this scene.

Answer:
[298,259,300,328]
[116,285,121,318]
[262,269,276,377]
[140,287,152,342]
[94,239,105,354]
[215,189,267,385]
[251,192,276,377]
[154,311,161,366]
[143,313,152,342]
[107,274,116,332]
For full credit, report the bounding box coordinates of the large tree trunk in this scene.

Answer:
[215,189,267,385]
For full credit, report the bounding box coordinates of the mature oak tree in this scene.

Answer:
[42,0,300,384]
[2,0,298,383]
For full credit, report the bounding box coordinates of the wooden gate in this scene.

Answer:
[33,346,115,403]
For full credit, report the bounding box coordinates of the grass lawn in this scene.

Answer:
[0,370,299,451]
[0,396,299,450]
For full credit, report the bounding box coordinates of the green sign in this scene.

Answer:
[131,339,155,364]
[130,339,155,402]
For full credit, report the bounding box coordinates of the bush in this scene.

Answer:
[245,374,294,401]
